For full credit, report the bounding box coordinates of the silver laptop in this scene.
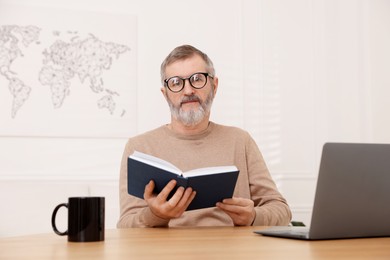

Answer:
[255,142,390,240]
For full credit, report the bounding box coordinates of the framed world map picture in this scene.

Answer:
[0,4,137,138]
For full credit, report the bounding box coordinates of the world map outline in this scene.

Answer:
[0,24,131,119]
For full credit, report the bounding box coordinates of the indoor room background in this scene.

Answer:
[1,0,389,237]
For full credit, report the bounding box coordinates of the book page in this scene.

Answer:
[183,166,238,178]
[130,151,182,175]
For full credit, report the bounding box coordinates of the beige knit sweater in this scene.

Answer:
[117,122,291,227]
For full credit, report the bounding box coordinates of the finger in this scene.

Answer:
[170,189,196,218]
[183,190,197,209]
[222,197,245,205]
[176,188,196,209]
[167,186,185,207]
[217,201,245,214]
[143,180,155,200]
[157,179,177,200]
[216,202,236,212]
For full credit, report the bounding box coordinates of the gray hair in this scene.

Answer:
[160,45,215,85]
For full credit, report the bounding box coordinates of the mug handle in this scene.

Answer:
[51,203,68,236]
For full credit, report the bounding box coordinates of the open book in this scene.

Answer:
[127,151,239,210]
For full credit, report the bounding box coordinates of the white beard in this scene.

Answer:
[167,89,214,126]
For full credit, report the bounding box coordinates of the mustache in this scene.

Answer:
[180,95,201,105]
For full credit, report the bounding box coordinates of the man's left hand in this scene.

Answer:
[216,198,256,226]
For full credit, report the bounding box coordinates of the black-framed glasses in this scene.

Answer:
[164,72,213,93]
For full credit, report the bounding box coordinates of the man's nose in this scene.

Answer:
[182,79,195,94]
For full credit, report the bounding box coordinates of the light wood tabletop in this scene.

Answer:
[1,226,390,259]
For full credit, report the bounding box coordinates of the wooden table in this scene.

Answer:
[1,226,389,259]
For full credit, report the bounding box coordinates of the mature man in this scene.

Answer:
[117,45,291,227]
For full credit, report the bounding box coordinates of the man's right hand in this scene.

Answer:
[143,179,196,220]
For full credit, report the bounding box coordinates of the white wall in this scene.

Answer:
[1,0,389,237]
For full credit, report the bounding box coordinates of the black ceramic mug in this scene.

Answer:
[51,197,105,242]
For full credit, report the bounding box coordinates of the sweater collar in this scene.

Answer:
[163,121,215,140]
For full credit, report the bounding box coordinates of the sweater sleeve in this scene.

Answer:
[245,136,292,226]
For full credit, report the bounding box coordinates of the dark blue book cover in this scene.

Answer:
[127,151,239,210]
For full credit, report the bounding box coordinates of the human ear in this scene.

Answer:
[213,77,219,95]
[161,87,168,100]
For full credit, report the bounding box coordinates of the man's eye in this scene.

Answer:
[192,75,200,82]
[170,78,181,86]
